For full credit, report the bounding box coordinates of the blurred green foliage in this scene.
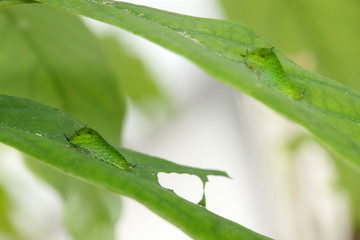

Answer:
[100,36,166,115]
[0,0,35,8]
[0,183,21,240]
[0,4,126,143]
[26,158,122,240]
[335,158,360,236]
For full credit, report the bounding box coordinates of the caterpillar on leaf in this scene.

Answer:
[242,47,304,99]
[65,127,135,170]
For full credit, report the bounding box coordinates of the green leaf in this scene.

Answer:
[0,94,270,240]
[32,0,360,170]
[0,3,125,143]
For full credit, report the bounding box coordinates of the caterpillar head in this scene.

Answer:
[65,127,102,149]
[242,48,280,73]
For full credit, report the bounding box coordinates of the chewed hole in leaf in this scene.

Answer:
[158,172,203,204]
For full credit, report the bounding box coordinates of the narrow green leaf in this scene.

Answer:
[32,0,360,170]
[0,94,270,240]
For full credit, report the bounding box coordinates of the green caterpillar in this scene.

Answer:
[65,127,135,170]
[242,47,304,99]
